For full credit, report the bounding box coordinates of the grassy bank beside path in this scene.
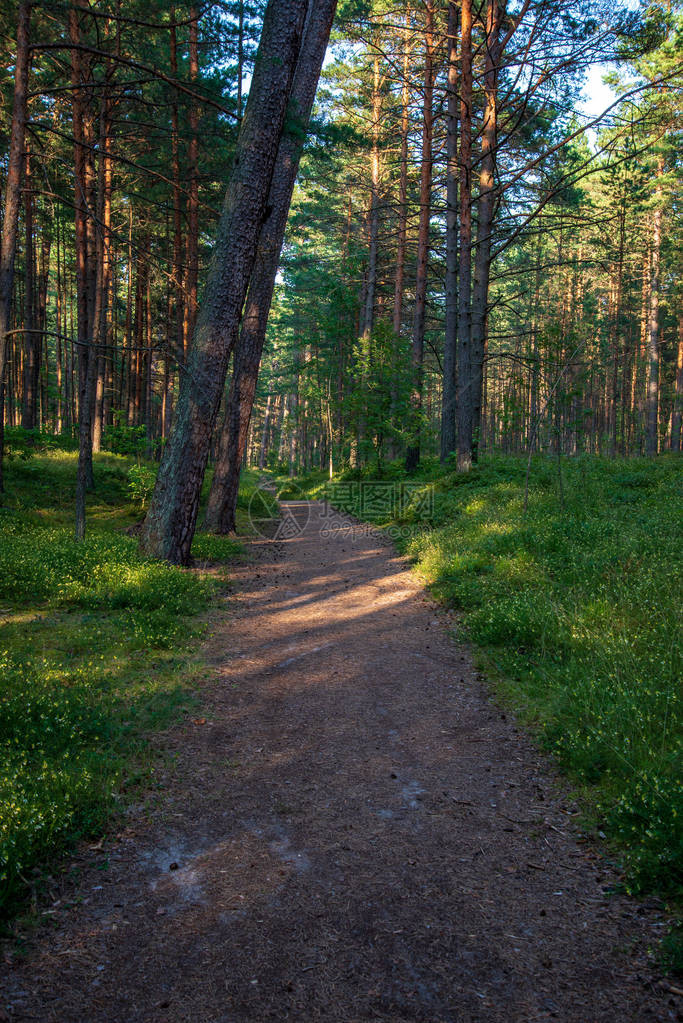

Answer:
[0,444,262,923]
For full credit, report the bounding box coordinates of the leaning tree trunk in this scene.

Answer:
[204,369,244,534]
[440,0,458,462]
[140,0,309,564]
[0,0,32,493]
[470,0,503,463]
[405,0,435,474]
[203,0,337,534]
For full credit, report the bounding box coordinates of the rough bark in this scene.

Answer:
[405,0,435,474]
[440,0,458,462]
[0,0,32,491]
[204,0,337,534]
[140,0,309,564]
[205,371,244,533]
[456,0,473,472]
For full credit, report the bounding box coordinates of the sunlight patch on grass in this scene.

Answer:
[0,447,245,921]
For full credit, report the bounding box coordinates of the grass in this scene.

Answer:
[288,454,682,905]
[0,440,257,923]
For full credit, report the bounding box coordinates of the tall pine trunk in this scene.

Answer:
[390,6,411,442]
[646,156,663,457]
[92,74,113,454]
[204,0,338,534]
[55,221,64,433]
[184,6,200,355]
[37,229,51,428]
[140,0,309,564]
[405,0,435,473]
[170,7,185,373]
[357,42,382,461]
[456,0,473,472]
[21,148,37,430]
[671,312,683,452]
[71,1,96,540]
[440,0,458,462]
[470,0,503,463]
[0,0,32,492]
[608,202,625,458]
[259,392,272,469]
[361,51,382,343]
[392,14,411,340]
[82,82,97,489]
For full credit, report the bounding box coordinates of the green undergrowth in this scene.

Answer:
[0,445,250,923]
[294,454,682,906]
[276,470,331,500]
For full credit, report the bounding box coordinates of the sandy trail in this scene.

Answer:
[1,501,676,1022]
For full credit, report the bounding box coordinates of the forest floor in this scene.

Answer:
[1,499,680,1022]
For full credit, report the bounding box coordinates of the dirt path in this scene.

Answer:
[2,501,677,1022]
